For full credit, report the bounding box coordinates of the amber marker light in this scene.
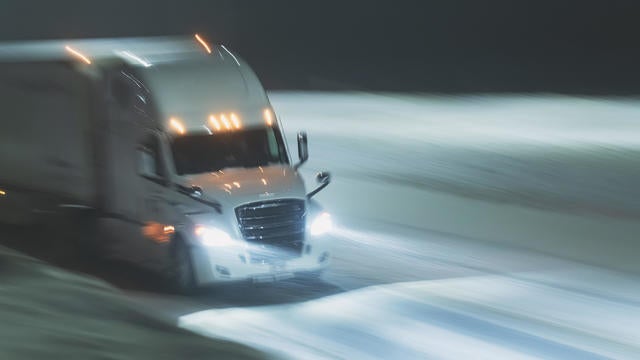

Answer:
[65,45,92,64]
[230,113,242,129]
[263,108,274,126]
[209,115,222,131]
[194,33,212,54]
[220,114,231,130]
[169,118,186,134]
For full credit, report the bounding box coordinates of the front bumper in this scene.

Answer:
[190,236,331,285]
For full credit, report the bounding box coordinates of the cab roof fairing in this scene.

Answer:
[138,47,274,134]
[0,36,226,68]
[0,36,275,134]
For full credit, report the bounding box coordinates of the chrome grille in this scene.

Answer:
[235,199,306,259]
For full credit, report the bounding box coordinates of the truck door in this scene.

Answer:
[101,67,173,268]
[136,131,174,268]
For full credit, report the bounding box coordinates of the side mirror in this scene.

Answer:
[176,183,222,213]
[190,185,203,198]
[307,171,331,198]
[295,131,308,170]
[316,171,331,185]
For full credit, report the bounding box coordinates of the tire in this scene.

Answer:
[169,238,197,295]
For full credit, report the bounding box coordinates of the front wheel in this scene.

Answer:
[169,239,197,295]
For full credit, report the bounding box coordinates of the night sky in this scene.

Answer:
[1,0,638,93]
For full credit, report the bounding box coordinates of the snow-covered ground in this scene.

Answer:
[175,93,640,359]
[276,93,640,219]
[181,271,640,359]
[274,92,640,273]
[0,236,267,359]
[5,92,640,359]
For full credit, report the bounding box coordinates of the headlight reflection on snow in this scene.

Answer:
[179,279,617,359]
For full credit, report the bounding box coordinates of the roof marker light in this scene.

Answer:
[209,115,221,131]
[230,113,241,129]
[263,108,274,126]
[194,33,212,54]
[169,117,185,134]
[65,45,92,64]
[220,114,231,130]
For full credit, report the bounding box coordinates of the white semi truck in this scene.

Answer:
[0,36,332,292]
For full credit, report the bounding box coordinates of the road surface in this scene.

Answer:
[159,93,640,358]
[4,93,640,359]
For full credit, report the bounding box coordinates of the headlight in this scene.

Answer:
[194,226,235,247]
[310,212,333,236]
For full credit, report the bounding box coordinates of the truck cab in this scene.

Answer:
[139,43,333,289]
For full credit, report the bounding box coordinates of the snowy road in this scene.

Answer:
[5,93,640,359]
[160,93,640,358]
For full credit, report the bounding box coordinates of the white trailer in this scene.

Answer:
[0,37,332,292]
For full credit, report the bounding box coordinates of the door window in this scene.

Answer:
[138,134,166,184]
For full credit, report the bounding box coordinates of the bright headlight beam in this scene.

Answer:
[310,212,333,236]
[195,226,234,247]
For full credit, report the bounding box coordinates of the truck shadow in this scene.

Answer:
[0,225,344,308]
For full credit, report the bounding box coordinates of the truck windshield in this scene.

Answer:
[171,127,289,175]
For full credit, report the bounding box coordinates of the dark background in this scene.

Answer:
[1,0,638,93]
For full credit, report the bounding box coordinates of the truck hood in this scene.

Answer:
[180,165,306,209]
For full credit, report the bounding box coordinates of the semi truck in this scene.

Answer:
[0,36,332,292]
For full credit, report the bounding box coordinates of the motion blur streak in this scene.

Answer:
[194,33,212,54]
[116,50,151,67]
[263,108,273,126]
[209,114,221,130]
[169,117,185,134]
[64,45,91,64]
[220,114,231,130]
[230,113,241,129]
[220,44,240,66]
